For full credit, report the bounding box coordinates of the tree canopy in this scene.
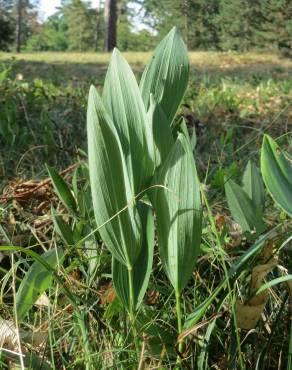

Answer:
[0,0,291,56]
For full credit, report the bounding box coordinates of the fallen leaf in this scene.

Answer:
[249,260,277,306]
[146,290,160,306]
[236,301,265,330]
[99,282,116,305]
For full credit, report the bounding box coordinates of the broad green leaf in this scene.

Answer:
[51,206,73,245]
[140,27,189,126]
[87,86,142,267]
[151,133,202,293]
[112,203,154,311]
[242,160,265,210]
[16,248,64,320]
[225,178,265,234]
[47,165,77,215]
[103,48,154,194]
[147,95,173,168]
[261,135,292,217]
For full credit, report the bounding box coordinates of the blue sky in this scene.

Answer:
[39,0,100,20]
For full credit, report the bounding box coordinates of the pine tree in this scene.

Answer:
[63,0,96,51]
[13,0,39,52]
[217,0,257,51]
[257,0,292,56]
[0,0,14,50]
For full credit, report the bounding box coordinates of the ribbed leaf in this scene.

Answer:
[16,248,64,320]
[112,204,154,311]
[87,86,142,267]
[261,135,292,217]
[140,27,189,126]
[147,95,174,168]
[225,178,265,234]
[47,165,77,215]
[242,160,265,210]
[151,134,202,293]
[51,207,73,245]
[103,48,154,193]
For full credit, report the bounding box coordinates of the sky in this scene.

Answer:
[39,0,100,20]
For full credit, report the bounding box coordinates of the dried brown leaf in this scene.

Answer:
[236,301,265,330]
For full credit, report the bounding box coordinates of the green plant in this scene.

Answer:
[87,27,202,357]
[261,134,292,217]
[2,28,291,369]
[225,159,266,236]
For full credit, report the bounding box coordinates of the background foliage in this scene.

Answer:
[0,0,292,54]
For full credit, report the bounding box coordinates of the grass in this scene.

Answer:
[0,50,291,369]
[0,50,291,85]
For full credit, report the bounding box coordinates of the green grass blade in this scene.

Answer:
[140,27,189,126]
[151,133,202,293]
[87,85,142,267]
[256,275,292,295]
[242,160,265,210]
[103,48,154,193]
[261,134,292,217]
[51,206,74,245]
[16,248,64,320]
[47,165,77,215]
[183,224,282,329]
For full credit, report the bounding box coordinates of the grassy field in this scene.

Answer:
[0,51,291,369]
[0,51,292,84]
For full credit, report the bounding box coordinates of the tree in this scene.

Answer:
[15,0,22,52]
[134,0,220,50]
[13,0,39,52]
[257,0,292,57]
[63,0,96,51]
[25,12,68,51]
[104,0,117,51]
[0,0,14,50]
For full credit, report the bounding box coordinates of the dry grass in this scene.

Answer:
[0,50,292,68]
[0,51,291,88]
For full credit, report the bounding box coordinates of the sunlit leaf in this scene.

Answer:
[16,248,64,320]
[261,134,292,217]
[242,160,265,210]
[112,204,154,311]
[47,165,77,215]
[147,94,173,168]
[151,133,202,293]
[140,27,189,126]
[87,86,142,267]
[225,178,265,234]
[103,48,154,193]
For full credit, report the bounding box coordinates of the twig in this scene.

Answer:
[0,162,84,203]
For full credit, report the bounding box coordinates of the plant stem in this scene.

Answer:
[288,295,292,370]
[127,266,140,357]
[76,310,91,370]
[175,289,183,355]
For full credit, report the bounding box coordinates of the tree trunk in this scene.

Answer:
[94,3,101,51]
[15,0,22,53]
[104,0,117,52]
